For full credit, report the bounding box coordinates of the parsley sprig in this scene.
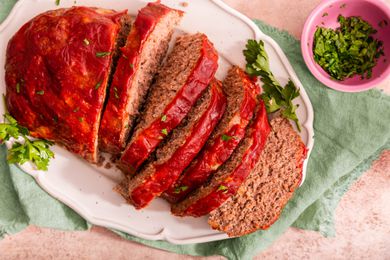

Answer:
[243,39,301,131]
[0,114,54,171]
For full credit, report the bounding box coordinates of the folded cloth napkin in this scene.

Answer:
[0,3,389,260]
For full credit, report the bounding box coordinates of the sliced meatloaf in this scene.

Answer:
[208,117,307,237]
[171,100,271,217]
[119,80,226,209]
[163,66,259,203]
[119,33,218,174]
[5,7,130,162]
[99,3,183,154]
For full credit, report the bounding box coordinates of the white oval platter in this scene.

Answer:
[0,0,314,244]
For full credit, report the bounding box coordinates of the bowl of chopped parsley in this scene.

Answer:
[301,0,390,92]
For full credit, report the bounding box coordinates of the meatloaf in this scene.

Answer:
[5,7,131,162]
[163,66,259,203]
[208,117,307,237]
[119,33,218,174]
[99,3,183,154]
[119,80,226,209]
[171,100,270,217]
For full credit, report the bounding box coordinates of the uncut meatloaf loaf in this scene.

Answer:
[99,3,183,154]
[208,117,307,237]
[118,80,226,209]
[5,7,131,162]
[172,100,271,217]
[163,66,259,203]
[119,33,218,174]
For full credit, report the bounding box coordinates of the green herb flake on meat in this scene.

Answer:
[95,52,111,58]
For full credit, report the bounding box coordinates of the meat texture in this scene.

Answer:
[120,80,226,209]
[119,33,218,174]
[5,7,129,162]
[208,117,307,237]
[99,3,183,154]
[163,66,259,203]
[171,100,270,217]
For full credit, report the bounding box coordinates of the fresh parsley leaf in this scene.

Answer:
[243,39,301,131]
[55,0,60,6]
[36,90,45,95]
[8,139,54,171]
[1,114,54,171]
[161,114,167,122]
[0,123,20,142]
[96,52,111,58]
[16,83,21,93]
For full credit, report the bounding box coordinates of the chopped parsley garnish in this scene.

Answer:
[173,185,188,194]
[94,80,102,90]
[113,87,119,99]
[243,39,301,131]
[217,185,228,193]
[221,134,233,141]
[0,113,54,171]
[129,63,134,68]
[55,0,60,6]
[16,83,20,93]
[95,52,111,58]
[78,117,84,122]
[36,90,45,95]
[313,15,384,81]
[83,38,90,46]
[161,128,168,136]
[161,114,167,122]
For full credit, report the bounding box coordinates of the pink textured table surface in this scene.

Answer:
[1,1,389,259]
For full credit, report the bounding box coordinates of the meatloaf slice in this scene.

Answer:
[171,100,270,217]
[208,117,307,237]
[99,3,183,154]
[119,80,226,209]
[163,66,259,203]
[119,33,218,174]
[5,7,130,163]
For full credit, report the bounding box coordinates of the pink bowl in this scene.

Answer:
[301,0,390,92]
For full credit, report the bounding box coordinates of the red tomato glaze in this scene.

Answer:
[119,34,218,174]
[5,7,126,162]
[130,80,227,209]
[163,68,259,203]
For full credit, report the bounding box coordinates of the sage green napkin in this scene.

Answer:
[1,2,389,260]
